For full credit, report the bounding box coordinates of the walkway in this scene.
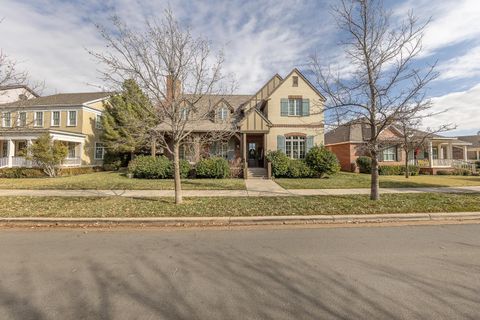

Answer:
[0,183,479,197]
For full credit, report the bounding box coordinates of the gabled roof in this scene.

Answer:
[0,84,40,97]
[1,92,112,107]
[456,134,480,148]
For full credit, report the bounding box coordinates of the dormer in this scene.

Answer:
[213,99,234,122]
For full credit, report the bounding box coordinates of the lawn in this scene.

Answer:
[275,172,480,189]
[1,193,479,217]
[0,171,245,190]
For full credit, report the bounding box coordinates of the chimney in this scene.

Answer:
[166,75,182,101]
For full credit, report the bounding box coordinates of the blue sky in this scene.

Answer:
[1,0,479,135]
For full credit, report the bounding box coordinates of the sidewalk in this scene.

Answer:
[0,182,479,197]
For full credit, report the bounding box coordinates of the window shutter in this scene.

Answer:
[302,99,310,116]
[277,135,286,153]
[306,136,314,153]
[280,99,288,116]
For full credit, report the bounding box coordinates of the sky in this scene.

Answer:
[1,0,479,136]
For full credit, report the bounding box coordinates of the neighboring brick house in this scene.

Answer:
[0,87,111,168]
[325,122,473,174]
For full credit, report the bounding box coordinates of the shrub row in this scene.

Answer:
[127,155,232,179]
[437,169,473,176]
[355,156,420,176]
[266,146,340,178]
[0,166,102,178]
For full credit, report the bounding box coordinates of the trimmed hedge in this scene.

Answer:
[195,157,230,179]
[265,151,290,177]
[287,160,314,178]
[356,156,372,174]
[0,166,102,178]
[305,146,340,177]
[379,165,420,176]
[128,155,172,179]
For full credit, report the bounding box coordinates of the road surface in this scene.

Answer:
[0,224,479,319]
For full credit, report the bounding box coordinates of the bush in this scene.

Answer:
[103,152,129,171]
[128,155,172,179]
[436,170,452,175]
[178,159,192,179]
[453,168,472,176]
[305,145,340,177]
[58,167,102,176]
[265,151,290,177]
[378,165,401,175]
[287,160,315,178]
[476,161,480,170]
[356,156,372,174]
[0,168,45,178]
[26,133,68,177]
[195,157,230,179]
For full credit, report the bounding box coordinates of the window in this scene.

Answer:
[67,110,77,126]
[180,107,189,120]
[18,112,27,127]
[288,99,302,116]
[382,146,396,161]
[67,142,76,158]
[179,144,194,161]
[34,111,43,127]
[217,106,229,121]
[292,76,298,87]
[2,112,11,127]
[213,142,229,159]
[285,136,306,159]
[95,114,103,129]
[51,111,60,126]
[95,142,105,160]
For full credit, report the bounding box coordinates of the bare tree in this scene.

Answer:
[90,9,233,204]
[310,0,438,200]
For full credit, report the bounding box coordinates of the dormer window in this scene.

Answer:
[292,76,298,87]
[180,107,189,120]
[217,106,229,121]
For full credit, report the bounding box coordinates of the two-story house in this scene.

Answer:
[163,68,325,174]
[0,88,111,168]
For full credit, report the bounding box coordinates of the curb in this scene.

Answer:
[1,212,480,227]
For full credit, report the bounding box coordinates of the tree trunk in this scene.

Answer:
[370,152,380,200]
[151,139,156,157]
[404,150,410,179]
[173,142,183,204]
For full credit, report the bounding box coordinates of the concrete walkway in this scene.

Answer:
[0,183,479,197]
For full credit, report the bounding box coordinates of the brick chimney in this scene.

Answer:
[166,75,182,101]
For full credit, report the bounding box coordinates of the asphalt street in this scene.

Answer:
[0,224,479,319]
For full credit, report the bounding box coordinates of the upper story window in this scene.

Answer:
[67,110,77,126]
[2,112,11,127]
[51,111,60,127]
[18,112,27,127]
[34,111,44,127]
[180,107,189,120]
[382,146,397,161]
[217,106,229,121]
[95,114,103,129]
[292,76,298,87]
[281,98,310,117]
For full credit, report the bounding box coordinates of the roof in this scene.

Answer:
[0,84,40,97]
[457,134,480,148]
[0,92,112,107]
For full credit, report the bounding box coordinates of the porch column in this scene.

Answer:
[439,144,444,159]
[7,139,14,167]
[27,140,33,167]
[242,133,247,162]
[428,141,433,167]
[463,146,468,161]
[477,150,480,161]
[447,143,453,160]
[79,142,84,166]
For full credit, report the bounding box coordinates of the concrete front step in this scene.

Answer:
[246,168,267,179]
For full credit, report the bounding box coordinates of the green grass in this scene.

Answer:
[0,171,245,190]
[1,193,479,217]
[275,172,480,189]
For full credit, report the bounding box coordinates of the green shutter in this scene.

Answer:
[280,99,288,116]
[306,136,314,153]
[302,99,310,116]
[277,135,286,153]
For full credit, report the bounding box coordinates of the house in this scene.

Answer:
[160,68,325,173]
[0,89,111,168]
[456,132,480,162]
[325,122,474,174]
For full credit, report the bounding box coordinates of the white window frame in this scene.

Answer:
[67,110,77,127]
[94,142,105,160]
[51,111,61,127]
[285,136,306,159]
[382,146,396,162]
[2,112,11,127]
[34,111,44,127]
[180,107,189,120]
[18,111,27,127]
[217,106,228,121]
[95,114,102,129]
[67,142,76,159]
[288,99,302,116]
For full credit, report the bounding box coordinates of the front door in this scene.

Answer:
[246,134,264,167]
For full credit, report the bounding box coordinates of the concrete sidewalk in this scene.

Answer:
[0,184,479,197]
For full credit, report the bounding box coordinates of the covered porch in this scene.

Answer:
[0,132,85,168]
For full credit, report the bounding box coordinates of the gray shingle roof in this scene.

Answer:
[457,135,480,147]
[1,92,112,107]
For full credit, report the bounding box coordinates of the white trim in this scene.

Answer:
[2,111,12,128]
[94,142,105,160]
[82,96,111,106]
[67,110,77,127]
[17,111,27,127]
[51,110,61,127]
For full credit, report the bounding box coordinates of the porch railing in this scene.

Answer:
[0,157,82,168]
[12,157,32,167]
[61,158,82,166]
[0,157,8,168]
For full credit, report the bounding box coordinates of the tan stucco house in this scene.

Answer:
[0,86,111,168]
[160,69,325,173]
[325,122,474,174]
